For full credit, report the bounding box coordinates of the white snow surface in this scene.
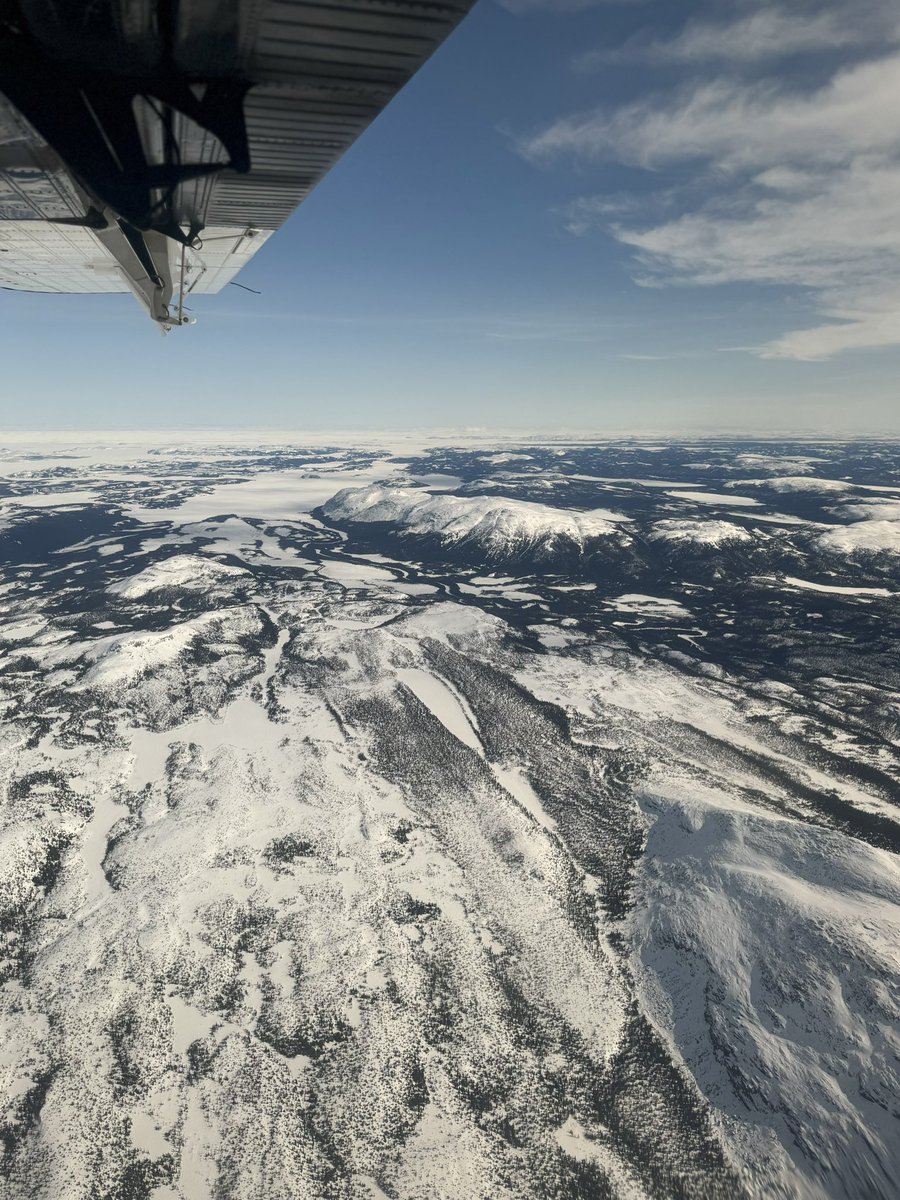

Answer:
[0,489,99,511]
[818,520,900,556]
[512,644,900,1200]
[1,595,643,1200]
[737,476,853,494]
[108,554,249,598]
[836,499,900,521]
[24,605,265,693]
[782,576,894,597]
[666,490,761,507]
[633,777,900,1200]
[2,435,900,1200]
[608,594,692,618]
[732,454,824,474]
[648,518,753,546]
[322,484,630,555]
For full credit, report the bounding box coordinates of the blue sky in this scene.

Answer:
[3,0,898,432]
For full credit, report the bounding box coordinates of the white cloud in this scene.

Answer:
[760,305,900,360]
[521,52,900,359]
[521,54,900,170]
[559,192,654,234]
[576,5,896,70]
[617,158,900,286]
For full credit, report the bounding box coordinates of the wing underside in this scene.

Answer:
[0,0,474,327]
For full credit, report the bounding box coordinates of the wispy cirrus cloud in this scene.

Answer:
[520,50,900,359]
[559,192,657,234]
[616,157,900,359]
[575,5,898,70]
[520,54,900,170]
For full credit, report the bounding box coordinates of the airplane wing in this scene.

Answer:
[0,0,476,330]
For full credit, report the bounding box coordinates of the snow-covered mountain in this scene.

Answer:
[107,554,250,598]
[648,518,753,546]
[0,434,898,1200]
[321,483,632,559]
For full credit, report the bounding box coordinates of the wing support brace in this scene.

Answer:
[0,0,253,327]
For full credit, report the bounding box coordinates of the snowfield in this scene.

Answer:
[0,434,898,1200]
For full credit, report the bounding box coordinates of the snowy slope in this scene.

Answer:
[732,477,854,494]
[321,484,631,557]
[818,519,900,556]
[632,777,900,1200]
[649,518,753,546]
[108,554,249,598]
